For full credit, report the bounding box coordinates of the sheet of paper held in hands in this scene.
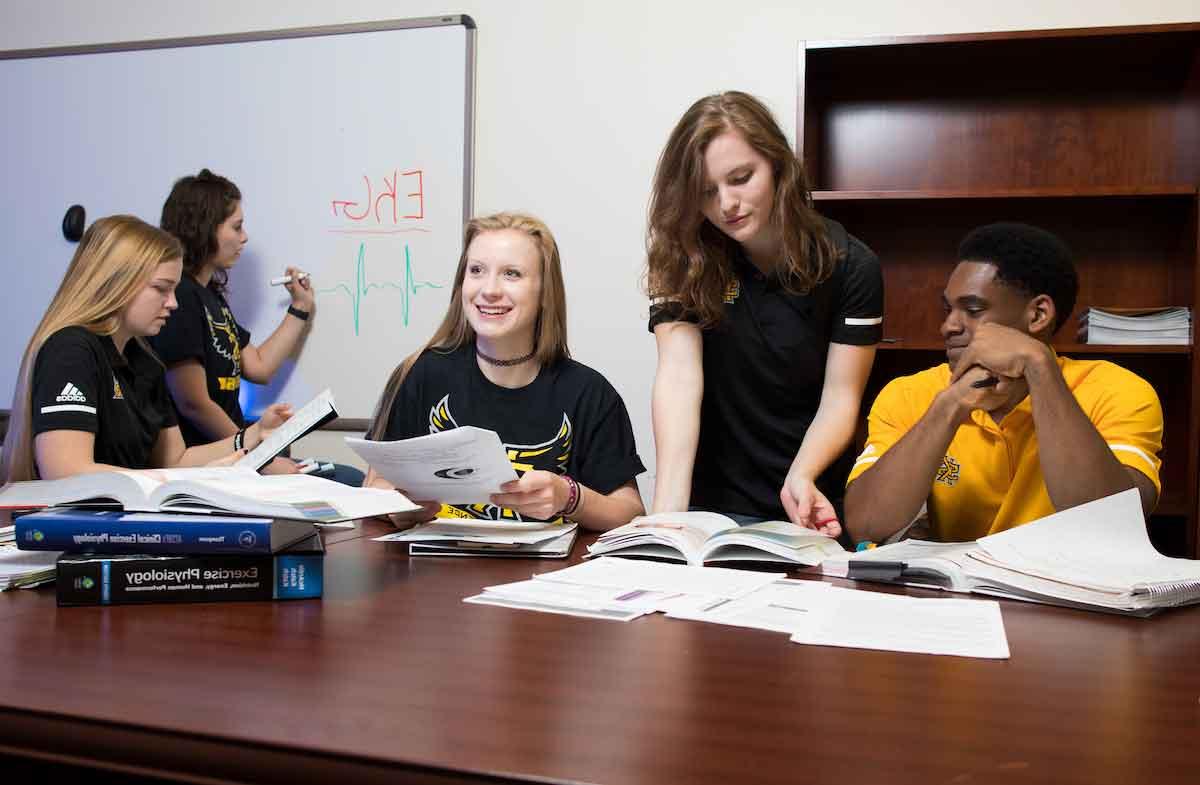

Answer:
[345,427,518,505]
[238,389,337,472]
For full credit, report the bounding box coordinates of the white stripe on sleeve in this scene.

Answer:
[40,404,97,415]
[1109,443,1157,473]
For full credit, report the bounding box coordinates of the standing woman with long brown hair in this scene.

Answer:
[0,215,292,485]
[647,92,883,537]
[364,212,645,531]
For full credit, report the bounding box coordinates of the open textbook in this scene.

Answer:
[237,388,338,471]
[0,466,418,524]
[345,426,518,504]
[820,489,1200,616]
[588,511,847,567]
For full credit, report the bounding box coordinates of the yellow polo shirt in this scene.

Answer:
[847,356,1163,542]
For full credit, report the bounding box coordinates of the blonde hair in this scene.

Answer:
[1,215,184,483]
[646,91,839,327]
[367,212,569,439]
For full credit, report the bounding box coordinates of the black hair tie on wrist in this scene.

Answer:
[287,306,310,321]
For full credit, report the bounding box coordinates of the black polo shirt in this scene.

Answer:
[649,218,883,519]
[31,326,178,472]
[147,276,251,445]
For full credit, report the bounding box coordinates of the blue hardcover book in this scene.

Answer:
[15,509,316,555]
[56,534,324,605]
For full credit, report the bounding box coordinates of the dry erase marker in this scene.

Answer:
[971,376,1000,389]
[269,271,310,286]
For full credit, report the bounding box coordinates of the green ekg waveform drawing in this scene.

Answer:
[317,243,443,335]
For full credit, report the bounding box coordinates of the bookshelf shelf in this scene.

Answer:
[813,186,1198,201]
[877,342,1192,356]
[800,22,1200,556]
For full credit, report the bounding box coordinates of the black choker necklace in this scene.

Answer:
[476,347,536,367]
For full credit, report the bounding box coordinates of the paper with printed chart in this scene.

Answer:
[346,426,518,505]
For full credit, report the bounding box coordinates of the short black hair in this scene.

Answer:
[957,222,1078,334]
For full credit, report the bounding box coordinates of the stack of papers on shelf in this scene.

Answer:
[1080,306,1191,345]
[375,520,578,558]
[463,558,1010,659]
[819,489,1200,616]
[0,544,59,590]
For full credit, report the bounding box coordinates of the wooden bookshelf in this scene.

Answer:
[799,23,1200,556]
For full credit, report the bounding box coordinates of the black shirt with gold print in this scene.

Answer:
[148,276,251,445]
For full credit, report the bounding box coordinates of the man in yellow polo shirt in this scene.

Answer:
[844,223,1162,543]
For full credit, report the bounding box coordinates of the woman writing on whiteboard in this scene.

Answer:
[0,215,292,484]
[646,92,883,538]
[363,212,646,531]
[151,170,358,484]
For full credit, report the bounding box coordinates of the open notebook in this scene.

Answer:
[821,489,1200,616]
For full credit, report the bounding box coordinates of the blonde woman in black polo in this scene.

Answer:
[0,215,291,484]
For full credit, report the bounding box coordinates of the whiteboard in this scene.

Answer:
[0,16,475,425]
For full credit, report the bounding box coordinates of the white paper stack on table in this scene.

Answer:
[465,558,785,620]
[345,426,518,504]
[1080,306,1191,345]
[375,519,578,558]
[463,557,1011,659]
[0,543,59,590]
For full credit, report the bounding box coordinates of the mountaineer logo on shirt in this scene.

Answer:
[427,394,573,522]
[723,279,741,304]
[205,303,243,377]
[935,455,961,487]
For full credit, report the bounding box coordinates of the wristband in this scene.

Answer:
[233,428,247,451]
[287,305,310,321]
[559,475,580,518]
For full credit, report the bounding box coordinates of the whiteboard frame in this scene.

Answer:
[0,15,477,431]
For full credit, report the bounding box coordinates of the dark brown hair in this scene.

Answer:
[646,91,838,327]
[160,168,241,293]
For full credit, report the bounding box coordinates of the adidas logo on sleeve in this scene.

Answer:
[41,382,97,415]
[56,383,88,403]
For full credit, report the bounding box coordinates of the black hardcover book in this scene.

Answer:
[56,534,324,606]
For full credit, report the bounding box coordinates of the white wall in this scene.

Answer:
[4,1,1197,493]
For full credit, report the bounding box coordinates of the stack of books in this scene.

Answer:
[0,466,420,606]
[1079,306,1191,345]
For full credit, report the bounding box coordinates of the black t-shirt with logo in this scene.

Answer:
[648,218,884,520]
[31,326,178,472]
[381,344,646,523]
[148,276,251,445]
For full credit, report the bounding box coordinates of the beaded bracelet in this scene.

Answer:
[560,475,580,518]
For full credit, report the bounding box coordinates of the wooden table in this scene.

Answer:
[2,520,1198,785]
